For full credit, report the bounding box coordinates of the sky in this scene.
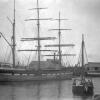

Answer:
[0,0,100,65]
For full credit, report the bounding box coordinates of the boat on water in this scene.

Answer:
[72,35,94,96]
[0,0,75,81]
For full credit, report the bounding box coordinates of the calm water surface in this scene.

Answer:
[0,78,100,100]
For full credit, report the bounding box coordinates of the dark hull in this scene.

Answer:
[72,85,93,96]
[0,68,71,74]
[0,68,72,81]
[86,72,100,77]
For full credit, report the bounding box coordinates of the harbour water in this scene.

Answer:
[0,78,99,100]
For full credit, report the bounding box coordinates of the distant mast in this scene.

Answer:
[12,0,16,68]
[58,12,61,67]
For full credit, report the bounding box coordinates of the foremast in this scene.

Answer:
[0,0,16,68]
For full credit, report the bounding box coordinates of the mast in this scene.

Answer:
[45,12,73,68]
[19,0,56,70]
[81,34,84,79]
[0,0,16,68]
[12,0,16,68]
[58,12,61,67]
[82,34,84,68]
[37,0,41,70]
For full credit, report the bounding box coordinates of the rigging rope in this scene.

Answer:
[84,44,88,64]
[27,47,33,66]
[77,46,82,67]
[6,50,12,63]
[77,40,88,67]
[4,45,9,62]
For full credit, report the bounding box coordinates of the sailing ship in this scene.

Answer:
[72,35,94,96]
[0,0,74,81]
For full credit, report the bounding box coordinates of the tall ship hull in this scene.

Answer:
[0,59,73,81]
[0,68,72,82]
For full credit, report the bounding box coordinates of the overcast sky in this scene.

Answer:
[0,0,100,65]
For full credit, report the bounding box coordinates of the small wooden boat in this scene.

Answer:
[72,35,94,96]
[72,77,93,95]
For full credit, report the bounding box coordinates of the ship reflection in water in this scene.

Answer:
[0,78,100,100]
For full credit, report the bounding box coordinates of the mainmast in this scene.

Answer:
[19,0,56,70]
[12,0,16,68]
